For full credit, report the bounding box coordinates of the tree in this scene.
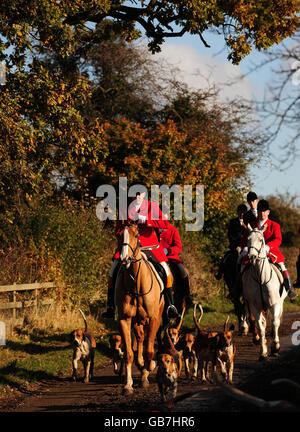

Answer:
[256,33,300,165]
[267,193,300,247]
[63,0,300,63]
[78,21,169,125]
[0,1,299,66]
[0,2,286,244]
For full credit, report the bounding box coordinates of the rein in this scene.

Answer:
[121,241,142,264]
[120,239,154,298]
[247,233,273,303]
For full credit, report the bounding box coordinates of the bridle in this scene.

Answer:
[247,230,273,287]
[119,226,155,298]
[248,230,265,260]
[120,231,142,264]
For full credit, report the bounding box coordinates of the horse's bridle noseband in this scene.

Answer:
[120,231,142,264]
[248,231,264,259]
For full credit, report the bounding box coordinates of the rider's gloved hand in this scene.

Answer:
[238,247,248,264]
[265,245,270,253]
[138,214,146,223]
[164,248,168,255]
[241,246,248,256]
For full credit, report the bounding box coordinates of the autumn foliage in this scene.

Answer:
[0,3,299,302]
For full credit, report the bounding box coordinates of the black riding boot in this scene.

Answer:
[164,287,180,319]
[294,256,300,288]
[181,275,193,309]
[283,272,298,302]
[232,271,243,301]
[101,276,115,319]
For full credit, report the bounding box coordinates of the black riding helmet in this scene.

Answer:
[257,199,270,211]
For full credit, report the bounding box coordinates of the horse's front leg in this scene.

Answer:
[133,323,145,370]
[140,318,159,389]
[255,311,268,360]
[145,317,160,372]
[119,318,134,394]
[270,303,283,356]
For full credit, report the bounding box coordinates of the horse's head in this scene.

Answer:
[118,220,140,267]
[247,224,267,264]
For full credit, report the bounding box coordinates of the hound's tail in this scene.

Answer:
[79,309,88,332]
[193,303,204,334]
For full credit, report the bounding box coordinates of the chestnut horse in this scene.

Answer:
[115,220,166,394]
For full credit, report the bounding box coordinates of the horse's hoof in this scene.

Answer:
[141,381,149,388]
[259,355,268,362]
[252,337,260,346]
[123,387,133,395]
[271,346,280,357]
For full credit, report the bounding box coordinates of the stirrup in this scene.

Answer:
[167,305,179,319]
[288,290,298,302]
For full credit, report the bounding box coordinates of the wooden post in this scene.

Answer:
[35,288,38,315]
[12,283,16,319]
[0,282,55,315]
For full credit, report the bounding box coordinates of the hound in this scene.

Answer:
[158,321,183,377]
[156,320,183,401]
[216,316,236,384]
[109,333,124,376]
[178,332,198,380]
[193,304,218,382]
[168,303,185,346]
[156,353,179,402]
[70,309,96,383]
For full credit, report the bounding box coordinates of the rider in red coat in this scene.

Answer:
[112,198,169,262]
[240,199,297,301]
[160,224,182,263]
[102,192,180,319]
[160,223,193,309]
[127,193,170,262]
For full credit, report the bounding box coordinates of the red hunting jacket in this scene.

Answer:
[160,225,183,263]
[113,200,170,262]
[241,218,284,263]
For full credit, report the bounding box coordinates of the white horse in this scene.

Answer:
[242,225,287,360]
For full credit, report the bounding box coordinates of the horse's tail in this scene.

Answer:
[79,309,88,333]
[193,303,204,334]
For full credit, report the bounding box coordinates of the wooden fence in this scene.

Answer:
[0,282,55,318]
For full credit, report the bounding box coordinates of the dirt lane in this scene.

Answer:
[1,311,300,413]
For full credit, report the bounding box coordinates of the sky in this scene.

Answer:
[149,30,300,206]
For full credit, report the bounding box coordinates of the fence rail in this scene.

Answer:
[0,282,55,317]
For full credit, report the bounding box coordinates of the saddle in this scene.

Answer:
[270,261,284,285]
[141,251,166,293]
[243,258,284,286]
